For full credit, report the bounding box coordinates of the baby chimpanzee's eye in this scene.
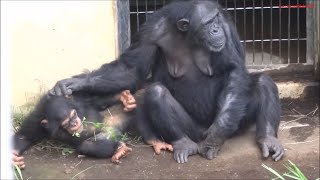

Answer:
[61,120,70,129]
[70,110,78,121]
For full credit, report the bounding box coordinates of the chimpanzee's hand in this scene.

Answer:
[198,135,224,160]
[119,90,137,112]
[257,136,285,161]
[49,78,86,96]
[13,150,25,169]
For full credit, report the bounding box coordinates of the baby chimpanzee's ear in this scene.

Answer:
[40,119,49,128]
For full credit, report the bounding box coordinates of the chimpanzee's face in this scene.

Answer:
[60,109,83,134]
[41,96,83,136]
[175,1,228,52]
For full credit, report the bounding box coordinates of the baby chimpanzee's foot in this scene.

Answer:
[111,142,132,163]
[146,140,173,154]
[172,137,199,163]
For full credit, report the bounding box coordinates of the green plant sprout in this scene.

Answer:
[83,121,106,128]
[72,131,81,137]
[120,133,129,141]
[62,148,74,155]
[262,160,317,180]
[14,164,23,180]
[104,126,118,141]
[71,117,129,142]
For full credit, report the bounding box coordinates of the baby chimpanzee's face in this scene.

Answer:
[41,96,84,136]
[60,109,83,134]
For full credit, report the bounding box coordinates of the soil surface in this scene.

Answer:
[19,96,319,179]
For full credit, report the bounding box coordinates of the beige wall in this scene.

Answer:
[7,1,119,106]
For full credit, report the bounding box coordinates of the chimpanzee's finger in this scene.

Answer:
[13,155,24,162]
[124,104,136,112]
[127,97,136,104]
[174,152,178,162]
[154,147,161,154]
[206,149,216,160]
[183,154,188,163]
[121,90,129,97]
[54,85,62,96]
[166,144,174,152]
[60,82,69,96]
[12,150,19,156]
[261,143,270,158]
[274,149,285,162]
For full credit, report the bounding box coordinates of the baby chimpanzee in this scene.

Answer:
[13,90,136,169]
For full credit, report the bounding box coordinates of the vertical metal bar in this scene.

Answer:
[288,0,291,64]
[234,0,236,24]
[253,0,255,63]
[279,0,282,63]
[244,0,246,51]
[145,0,148,21]
[146,0,148,21]
[225,0,227,9]
[117,0,131,54]
[297,0,300,63]
[154,0,157,11]
[261,0,264,64]
[136,0,139,32]
[306,0,315,64]
[270,0,273,63]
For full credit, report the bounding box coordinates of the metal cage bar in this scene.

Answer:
[261,0,264,64]
[279,0,282,63]
[135,0,139,32]
[270,0,273,63]
[244,0,246,51]
[252,0,255,63]
[288,0,291,64]
[297,0,300,63]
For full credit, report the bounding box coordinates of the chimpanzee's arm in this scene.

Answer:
[14,96,49,155]
[50,44,158,96]
[14,121,48,155]
[199,67,250,159]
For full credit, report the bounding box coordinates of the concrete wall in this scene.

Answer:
[6,1,118,106]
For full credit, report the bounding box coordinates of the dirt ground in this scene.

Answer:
[19,92,319,179]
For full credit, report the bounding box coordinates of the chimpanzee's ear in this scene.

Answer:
[45,93,52,100]
[40,119,49,128]
[177,18,190,32]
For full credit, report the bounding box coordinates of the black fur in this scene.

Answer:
[14,94,121,158]
[50,0,284,163]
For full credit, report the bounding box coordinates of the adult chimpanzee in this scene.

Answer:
[50,0,284,163]
[13,90,136,168]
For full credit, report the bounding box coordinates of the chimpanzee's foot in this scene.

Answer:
[256,136,285,161]
[146,140,173,154]
[111,142,132,163]
[172,137,199,163]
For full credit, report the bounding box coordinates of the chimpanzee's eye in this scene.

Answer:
[61,119,70,129]
[71,111,78,121]
[62,123,69,129]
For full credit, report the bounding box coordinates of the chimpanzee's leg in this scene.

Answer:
[249,73,284,161]
[77,133,132,163]
[141,83,204,163]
